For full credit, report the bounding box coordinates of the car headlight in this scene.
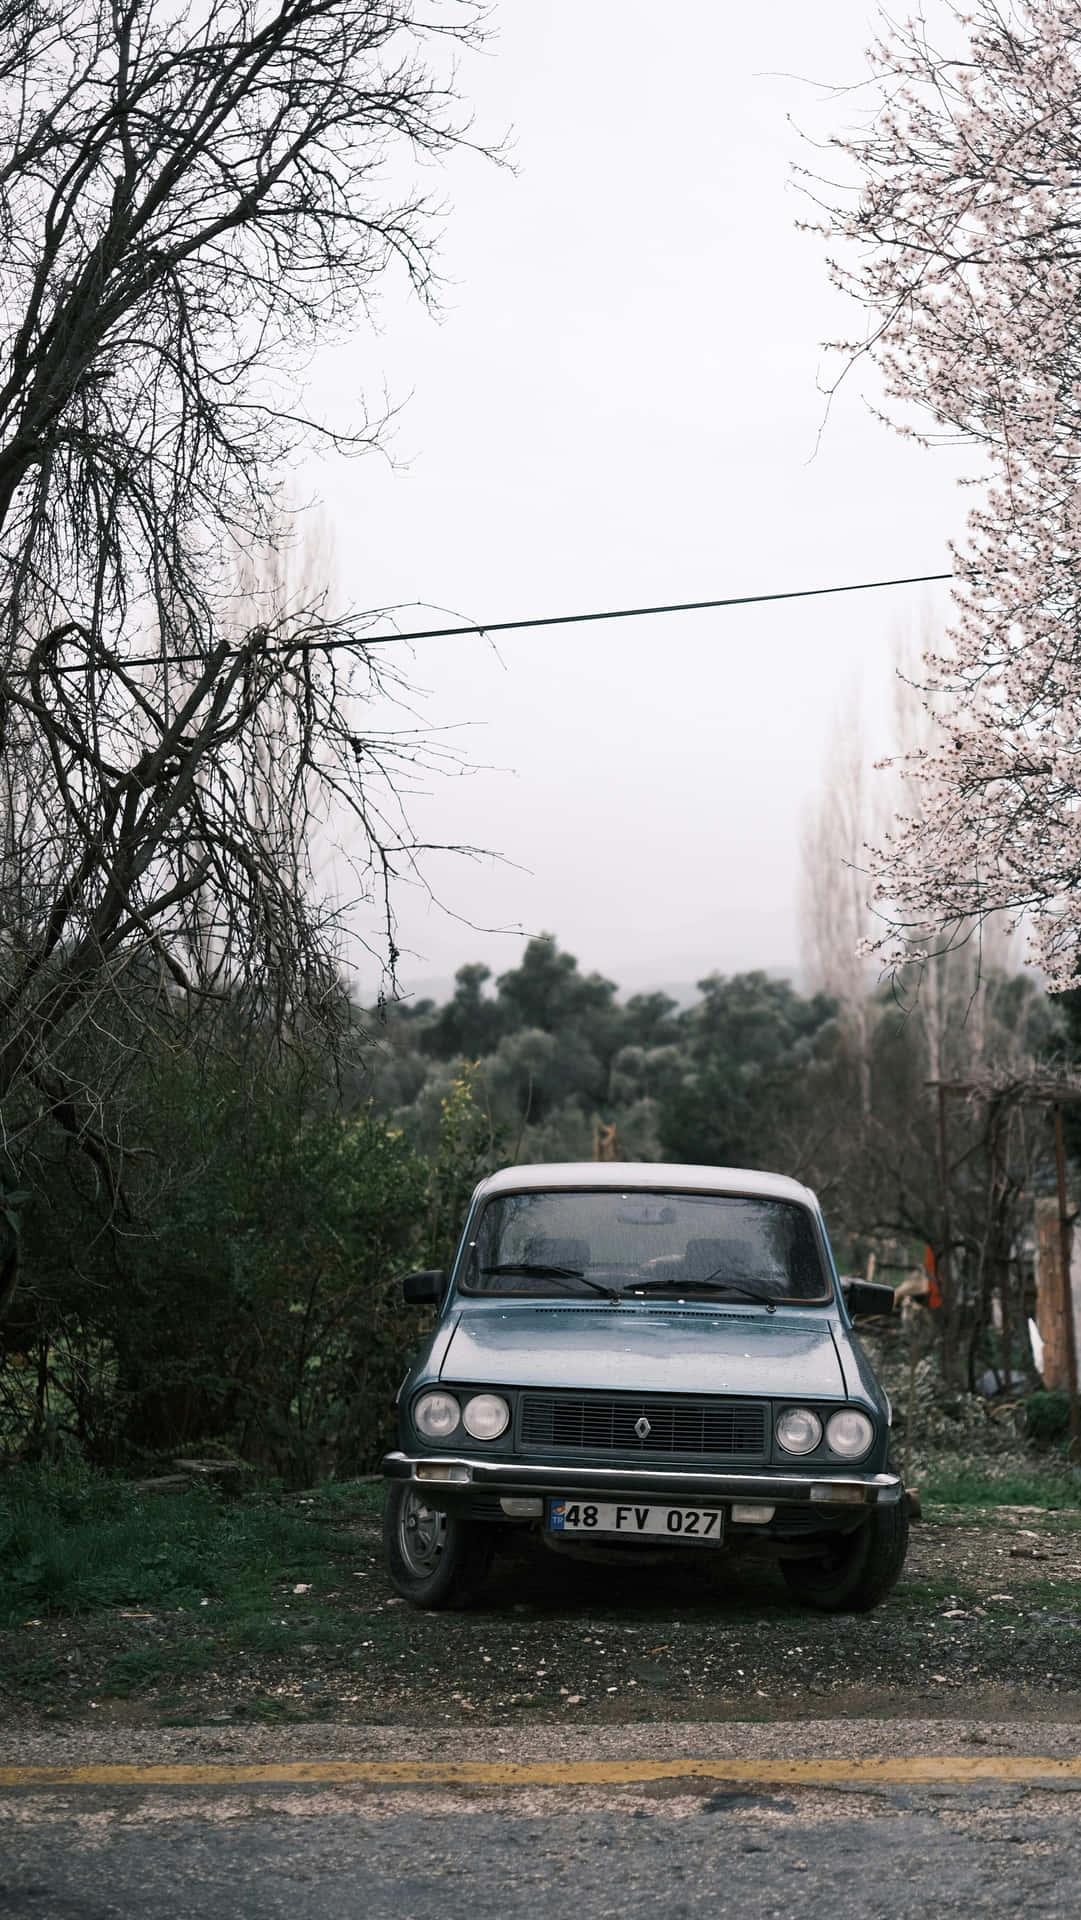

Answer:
[776,1406,823,1455]
[462,1392,510,1440]
[413,1390,460,1439]
[825,1409,874,1459]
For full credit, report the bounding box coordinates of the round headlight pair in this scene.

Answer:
[776,1406,874,1459]
[413,1390,510,1442]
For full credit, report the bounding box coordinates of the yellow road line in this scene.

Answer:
[2,1755,1081,1791]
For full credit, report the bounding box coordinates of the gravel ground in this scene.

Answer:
[6,1713,1081,1771]
[3,1496,1081,1735]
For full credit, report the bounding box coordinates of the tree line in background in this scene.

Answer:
[2,925,1073,1482]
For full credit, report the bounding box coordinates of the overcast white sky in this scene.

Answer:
[302,1,972,1004]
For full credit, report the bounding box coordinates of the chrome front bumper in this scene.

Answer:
[381,1451,903,1507]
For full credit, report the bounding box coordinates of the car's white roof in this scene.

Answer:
[472,1162,820,1209]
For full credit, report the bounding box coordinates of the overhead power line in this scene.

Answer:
[360,569,954,649]
[44,568,955,675]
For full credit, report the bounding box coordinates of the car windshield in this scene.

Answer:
[461,1189,830,1303]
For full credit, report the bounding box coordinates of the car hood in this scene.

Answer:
[439,1304,847,1398]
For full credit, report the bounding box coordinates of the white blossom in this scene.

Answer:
[821,0,1081,987]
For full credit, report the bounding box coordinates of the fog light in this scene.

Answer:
[730,1502,775,1524]
[500,1496,544,1517]
[416,1462,471,1483]
[810,1482,865,1504]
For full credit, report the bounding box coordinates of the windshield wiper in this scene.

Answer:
[626,1276,777,1313]
[478,1262,621,1303]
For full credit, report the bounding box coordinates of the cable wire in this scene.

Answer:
[43,568,955,674]
[361,570,954,648]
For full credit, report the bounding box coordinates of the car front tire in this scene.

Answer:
[780,1501,909,1613]
[383,1482,494,1609]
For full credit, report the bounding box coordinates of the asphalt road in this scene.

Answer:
[5,1726,1081,1919]
[5,1792,1081,1919]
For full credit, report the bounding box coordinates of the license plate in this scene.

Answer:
[547,1499,724,1543]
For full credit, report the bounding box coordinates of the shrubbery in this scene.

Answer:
[0,1025,500,1483]
[1025,1391,1073,1446]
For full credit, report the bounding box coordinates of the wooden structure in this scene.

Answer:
[592,1122,622,1162]
[929,1073,1081,1458]
[1034,1197,1080,1394]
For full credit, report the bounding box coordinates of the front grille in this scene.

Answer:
[519,1393,767,1459]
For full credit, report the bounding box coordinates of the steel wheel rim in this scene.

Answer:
[398,1488,447,1578]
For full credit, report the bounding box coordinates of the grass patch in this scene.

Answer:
[916,1459,1081,1510]
[1015,1580,1081,1614]
[0,1464,387,1709]
[893,1572,985,1607]
[0,1463,375,1627]
[284,1480,384,1520]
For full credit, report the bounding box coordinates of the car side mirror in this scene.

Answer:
[402,1269,446,1305]
[841,1279,895,1318]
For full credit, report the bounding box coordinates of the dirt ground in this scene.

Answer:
[4,1498,1081,1732]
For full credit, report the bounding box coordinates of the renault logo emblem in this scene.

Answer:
[634,1415,651,1440]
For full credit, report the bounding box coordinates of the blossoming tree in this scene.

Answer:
[820,0,1081,985]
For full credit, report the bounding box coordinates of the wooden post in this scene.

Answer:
[1053,1105,1081,1461]
[936,1082,954,1382]
[999,1247,1013,1393]
[991,1106,1011,1391]
[903,1321,918,1487]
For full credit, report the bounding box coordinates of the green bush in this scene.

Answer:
[1025,1390,1073,1444]
[0,1030,434,1479]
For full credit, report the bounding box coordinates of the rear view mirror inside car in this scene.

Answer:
[615,1202,676,1225]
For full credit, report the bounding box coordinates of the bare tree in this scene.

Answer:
[799,682,880,1119]
[885,626,1020,1072]
[0,0,492,1315]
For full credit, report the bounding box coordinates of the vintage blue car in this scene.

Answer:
[382,1163,907,1612]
